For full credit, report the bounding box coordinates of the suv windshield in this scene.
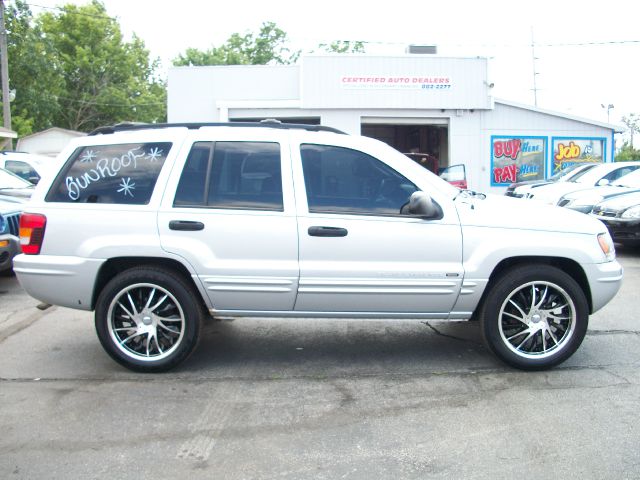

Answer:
[551,163,597,181]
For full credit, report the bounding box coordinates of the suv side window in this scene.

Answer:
[46,143,171,204]
[5,160,40,183]
[300,144,418,216]
[174,141,283,211]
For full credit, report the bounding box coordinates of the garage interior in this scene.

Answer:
[361,123,450,170]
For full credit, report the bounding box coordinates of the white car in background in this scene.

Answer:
[519,161,640,205]
[506,162,600,198]
[0,167,36,200]
[557,168,640,214]
[0,151,55,185]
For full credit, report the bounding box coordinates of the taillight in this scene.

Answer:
[19,213,47,255]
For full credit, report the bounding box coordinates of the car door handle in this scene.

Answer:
[169,220,205,231]
[308,226,348,237]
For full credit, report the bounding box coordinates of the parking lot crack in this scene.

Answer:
[0,307,54,343]
[421,321,483,346]
[587,329,640,336]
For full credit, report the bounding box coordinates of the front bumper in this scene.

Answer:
[0,234,20,272]
[583,259,624,313]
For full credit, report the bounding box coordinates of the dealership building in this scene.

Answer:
[168,54,616,193]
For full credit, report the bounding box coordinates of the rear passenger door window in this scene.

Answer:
[174,141,283,211]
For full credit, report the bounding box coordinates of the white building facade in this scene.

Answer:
[168,55,616,193]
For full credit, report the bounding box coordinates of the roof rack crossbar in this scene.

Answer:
[88,122,346,136]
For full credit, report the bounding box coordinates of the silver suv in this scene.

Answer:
[14,123,623,372]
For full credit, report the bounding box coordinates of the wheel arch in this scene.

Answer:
[474,256,593,317]
[91,256,209,312]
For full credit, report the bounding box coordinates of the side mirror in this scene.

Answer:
[597,179,610,186]
[402,191,441,218]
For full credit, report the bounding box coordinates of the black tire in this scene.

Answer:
[479,264,589,371]
[95,266,203,373]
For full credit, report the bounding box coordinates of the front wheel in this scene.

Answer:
[95,267,203,372]
[479,265,589,370]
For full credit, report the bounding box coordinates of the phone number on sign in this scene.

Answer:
[422,84,452,90]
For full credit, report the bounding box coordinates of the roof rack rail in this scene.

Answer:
[88,121,346,136]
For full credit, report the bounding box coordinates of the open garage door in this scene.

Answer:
[361,118,449,171]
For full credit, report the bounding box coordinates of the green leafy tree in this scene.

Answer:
[318,40,366,54]
[173,21,300,66]
[616,142,640,161]
[38,0,166,131]
[3,0,64,136]
[622,114,639,150]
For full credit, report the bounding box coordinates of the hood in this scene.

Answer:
[524,182,592,204]
[455,193,605,235]
[0,187,33,199]
[595,191,640,211]
[563,185,640,201]
[508,179,549,189]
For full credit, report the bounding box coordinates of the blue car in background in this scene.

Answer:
[0,199,23,274]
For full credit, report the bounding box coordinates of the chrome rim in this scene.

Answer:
[107,283,185,362]
[498,281,576,359]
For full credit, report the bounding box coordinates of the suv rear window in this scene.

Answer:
[46,142,171,204]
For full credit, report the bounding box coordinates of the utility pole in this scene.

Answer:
[0,0,11,149]
[531,27,539,107]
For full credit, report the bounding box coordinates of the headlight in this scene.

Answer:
[598,232,616,261]
[0,215,6,235]
[621,205,640,219]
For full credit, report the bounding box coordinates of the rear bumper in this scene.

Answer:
[13,254,104,310]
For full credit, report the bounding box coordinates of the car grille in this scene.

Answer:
[4,212,19,236]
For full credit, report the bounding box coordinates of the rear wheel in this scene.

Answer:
[480,265,589,370]
[95,267,203,372]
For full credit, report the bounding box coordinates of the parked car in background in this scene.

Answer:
[0,198,24,273]
[404,153,468,189]
[517,162,640,205]
[591,191,640,247]
[0,167,36,200]
[506,162,600,197]
[0,151,54,185]
[439,164,467,190]
[558,169,640,214]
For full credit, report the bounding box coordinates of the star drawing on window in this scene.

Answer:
[80,150,98,163]
[117,177,136,197]
[146,147,163,162]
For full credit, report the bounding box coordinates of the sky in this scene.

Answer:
[24,0,640,142]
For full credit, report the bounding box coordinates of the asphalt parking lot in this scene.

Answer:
[1,248,639,479]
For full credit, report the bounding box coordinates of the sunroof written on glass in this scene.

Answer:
[46,142,172,204]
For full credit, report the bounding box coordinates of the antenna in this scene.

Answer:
[531,27,540,107]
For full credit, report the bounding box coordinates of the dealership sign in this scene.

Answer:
[340,75,452,91]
